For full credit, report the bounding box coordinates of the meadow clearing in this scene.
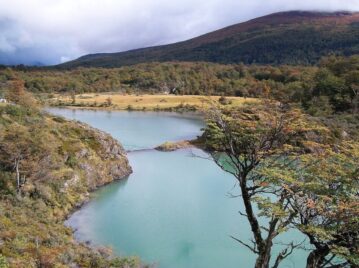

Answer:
[52,93,259,111]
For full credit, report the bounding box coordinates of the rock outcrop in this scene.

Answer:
[74,122,132,191]
[0,104,138,267]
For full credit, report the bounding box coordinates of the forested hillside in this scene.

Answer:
[58,11,359,68]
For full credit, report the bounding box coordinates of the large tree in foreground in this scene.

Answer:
[203,103,358,268]
[203,104,304,268]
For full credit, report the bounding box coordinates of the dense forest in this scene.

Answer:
[1,55,358,115]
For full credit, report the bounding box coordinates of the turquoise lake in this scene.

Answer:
[48,108,307,268]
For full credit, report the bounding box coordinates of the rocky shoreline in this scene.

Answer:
[62,120,133,218]
[0,104,140,267]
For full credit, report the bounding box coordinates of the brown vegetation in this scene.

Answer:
[0,103,146,267]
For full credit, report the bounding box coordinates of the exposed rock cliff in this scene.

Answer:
[68,122,132,192]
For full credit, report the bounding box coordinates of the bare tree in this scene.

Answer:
[0,128,37,194]
[350,84,359,114]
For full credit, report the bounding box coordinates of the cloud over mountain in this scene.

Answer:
[0,0,359,65]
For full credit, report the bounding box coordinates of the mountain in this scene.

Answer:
[58,11,359,68]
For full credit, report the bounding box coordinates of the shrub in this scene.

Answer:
[0,254,9,268]
[65,155,78,168]
[218,96,232,105]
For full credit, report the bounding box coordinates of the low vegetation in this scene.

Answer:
[0,87,147,267]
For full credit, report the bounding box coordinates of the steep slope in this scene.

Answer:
[0,104,139,267]
[58,11,359,68]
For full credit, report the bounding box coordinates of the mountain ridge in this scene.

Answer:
[58,10,359,68]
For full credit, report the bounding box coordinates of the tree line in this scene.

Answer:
[0,55,358,115]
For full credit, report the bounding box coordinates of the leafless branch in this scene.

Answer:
[230,235,259,254]
[272,240,304,268]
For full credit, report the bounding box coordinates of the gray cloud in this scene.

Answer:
[0,0,358,65]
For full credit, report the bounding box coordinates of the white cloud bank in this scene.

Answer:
[0,0,358,65]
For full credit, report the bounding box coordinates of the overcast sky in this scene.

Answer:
[0,0,358,66]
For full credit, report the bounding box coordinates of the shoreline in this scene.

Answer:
[46,93,259,113]
[47,104,206,116]
[48,104,207,115]
[63,174,131,222]
[65,145,209,251]
[65,144,208,264]
[66,138,204,219]
[58,108,207,264]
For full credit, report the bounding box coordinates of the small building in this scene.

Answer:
[0,98,7,103]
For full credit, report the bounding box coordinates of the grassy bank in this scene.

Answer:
[49,93,259,111]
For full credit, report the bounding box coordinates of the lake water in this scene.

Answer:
[48,108,307,268]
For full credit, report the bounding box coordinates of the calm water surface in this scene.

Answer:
[48,108,204,150]
[48,108,307,268]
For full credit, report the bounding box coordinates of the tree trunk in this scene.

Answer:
[255,238,274,268]
[240,179,263,249]
[15,158,20,194]
[306,247,329,268]
[239,177,272,268]
[255,251,271,268]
